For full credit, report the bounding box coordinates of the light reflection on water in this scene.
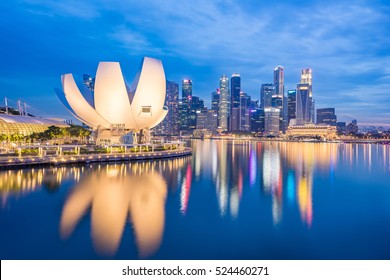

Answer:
[1,141,390,259]
[60,164,168,258]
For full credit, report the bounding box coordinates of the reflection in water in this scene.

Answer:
[59,160,186,258]
[262,146,283,224]
[287,171,295,205]
[2,141,390,259]
[180,164,192,215]
[0,167,81,206]
[216,141,228,216]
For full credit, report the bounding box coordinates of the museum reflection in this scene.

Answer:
[59,159,187,258]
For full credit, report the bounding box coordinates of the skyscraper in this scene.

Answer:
[274,66,284,96]
[154,80,179,135]
[179,79,192,132]
[287,89,296,125]
[196,109,218,134]
[182,79,193,101]
[240,92,251,132]
[296,83,311,125]
[264,108,280,136]
[317,108,337,126]
[211,90,220,112]
[230,73,241,131]
[296,69,313,125]
[211,90,220,127]
[250,108,264,133]
[273,66,286,133]
[188,95,203,131]
[260,83,275,109]
[230,73,241,109]
[219,74,230,131]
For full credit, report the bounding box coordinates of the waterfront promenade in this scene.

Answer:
[0,145,192,169]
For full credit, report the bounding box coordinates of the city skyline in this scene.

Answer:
[1,0,389,126]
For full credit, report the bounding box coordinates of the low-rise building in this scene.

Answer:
[286,123,337,139]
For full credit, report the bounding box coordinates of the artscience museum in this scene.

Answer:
[55,57,168,144]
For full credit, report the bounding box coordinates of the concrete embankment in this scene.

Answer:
[0,148,192,169]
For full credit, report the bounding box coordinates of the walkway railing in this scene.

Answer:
[0,142,191,168]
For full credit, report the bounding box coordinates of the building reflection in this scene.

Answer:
[262,145,283,224]
[284,142,340,227]
[180,164,192,214]
[0,167,80,206]
[214,140,246,218]
[3,140,390,250]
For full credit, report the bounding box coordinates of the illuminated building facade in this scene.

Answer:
[211,90,220,125]
[179,79,192,132]
[274,66,284,97]
[264,107,280,136]
[296,83,311,125]
[0,114,68,136]
[296,69,314,125]
[56,57,168,144]
[260,83,275,109]
[195,109,218,137]
[286,124,337,139]
[154,80,179,135]
[229,73,241,131]
[250,108,264,133]
[188,95,203,131]
[287,89,296,125]
[274,66,286,132]
[218,74,230,131]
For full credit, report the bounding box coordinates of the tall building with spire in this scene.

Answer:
[219,74,230,131]
[273,66,285,132]
[274,66,284,97]
[296,69,314,125]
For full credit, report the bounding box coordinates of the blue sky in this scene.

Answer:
[1,0,389,126]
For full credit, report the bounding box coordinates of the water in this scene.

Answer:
[1,140,390,259]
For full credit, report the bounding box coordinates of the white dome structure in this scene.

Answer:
[55,57,168,132]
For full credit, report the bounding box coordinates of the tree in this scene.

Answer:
[66,125,91,143]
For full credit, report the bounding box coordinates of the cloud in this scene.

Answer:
[1,0,389,125]
[109,25,161,54]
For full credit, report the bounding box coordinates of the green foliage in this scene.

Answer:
[23,125,91,143]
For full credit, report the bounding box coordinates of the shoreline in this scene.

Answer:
[0,148,192,169]
[190,137,390,144]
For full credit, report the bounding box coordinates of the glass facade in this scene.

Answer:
[0,115,68,136]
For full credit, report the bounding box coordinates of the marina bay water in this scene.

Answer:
[1,140,390,259]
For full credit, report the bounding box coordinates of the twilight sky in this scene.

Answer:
[1,0,389,126]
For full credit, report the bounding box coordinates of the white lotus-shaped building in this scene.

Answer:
[55,57,168,132]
